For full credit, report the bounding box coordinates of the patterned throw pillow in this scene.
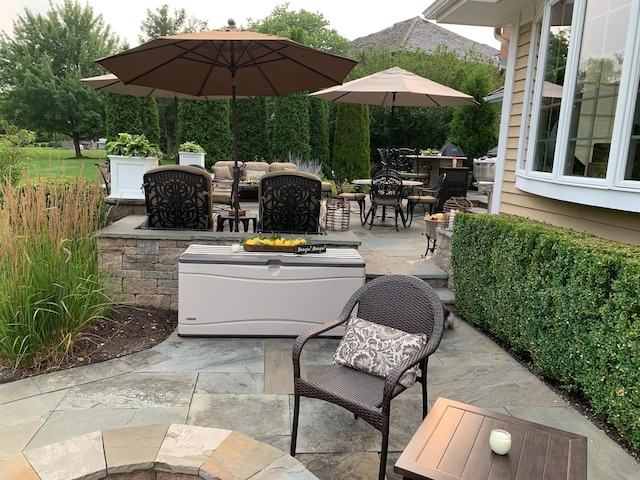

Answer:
[333,316,427,388]
[245,169,266,181]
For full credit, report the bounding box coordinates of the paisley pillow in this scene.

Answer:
[245,169,266,181]
[333,316,427,388]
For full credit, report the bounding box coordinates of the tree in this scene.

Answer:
[138,4,208,44]
[246,3,351,56]
[449,66,500,160]
[138,5,209,156]
[271,92,310,161]
[236,98,269,161]
[178,100,232,167]
[0,0,123,157]
[105,95,161,146]
[332,103,370,181]
[309,97,330,165]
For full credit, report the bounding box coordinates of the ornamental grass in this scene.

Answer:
[0,174,114,372]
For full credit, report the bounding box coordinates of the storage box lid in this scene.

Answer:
[179,244,365,268]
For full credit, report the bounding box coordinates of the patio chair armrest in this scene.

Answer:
[292,317,349,378]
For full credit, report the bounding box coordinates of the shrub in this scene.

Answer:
[0,175,115,372]
[451,213,640,452]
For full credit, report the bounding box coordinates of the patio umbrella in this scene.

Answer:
[95,20,357,230]
[310,66,478,152]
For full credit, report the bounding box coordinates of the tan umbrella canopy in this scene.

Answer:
[96,20,357,229]
[80,73,226,100]
[310,66,478,151]
[310,66,477,107]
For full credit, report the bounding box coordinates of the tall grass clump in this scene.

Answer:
[0,174,114,372]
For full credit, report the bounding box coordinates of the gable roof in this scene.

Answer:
[351,16,499,63]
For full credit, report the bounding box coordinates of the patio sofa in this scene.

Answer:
[211,160,332,202]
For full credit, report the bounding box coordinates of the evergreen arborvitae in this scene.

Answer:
[271,92,310,161]
[237,98,269,161]
[179,100,233,167]
[309,97,330,169]
[105,94,160,146]
[332,103,370,181]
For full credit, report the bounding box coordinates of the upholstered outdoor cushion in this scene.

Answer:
[333,316,427,388]
[246,169,267,181]
[269,162,298,172]
[213,165,233,180]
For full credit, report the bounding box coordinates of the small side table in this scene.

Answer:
[217,213,257,232]
[422,219,442,256]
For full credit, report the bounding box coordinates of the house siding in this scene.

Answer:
[498,21,640,246]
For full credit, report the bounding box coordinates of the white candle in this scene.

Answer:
[231,243,241,253]
[490,429,511,455]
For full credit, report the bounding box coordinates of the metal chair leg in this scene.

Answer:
[290,394,300,456]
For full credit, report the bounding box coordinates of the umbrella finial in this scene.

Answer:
[227,19,237,30]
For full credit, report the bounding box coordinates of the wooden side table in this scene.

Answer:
[395,397,587,480]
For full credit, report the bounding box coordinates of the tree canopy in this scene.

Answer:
[0,0,123,156]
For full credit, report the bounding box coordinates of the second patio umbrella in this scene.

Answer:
[96,20,357,230]
[310,66,478,152]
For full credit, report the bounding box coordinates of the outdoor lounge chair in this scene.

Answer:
[142,165,215,230]
[290,274,445,480]
[258,171,323,234]
[434,167,469,212]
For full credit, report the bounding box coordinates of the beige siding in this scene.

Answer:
[497,21,640,246]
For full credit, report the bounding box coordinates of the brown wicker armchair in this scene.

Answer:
[258,171,323,234]
[142,165,214,230]
[290,275,445,480]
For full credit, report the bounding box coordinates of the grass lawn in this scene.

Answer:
[21,147,108,182]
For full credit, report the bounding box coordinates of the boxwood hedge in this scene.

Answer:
[451,213,640,452]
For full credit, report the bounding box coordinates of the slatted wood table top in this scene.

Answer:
[395,397,587,480]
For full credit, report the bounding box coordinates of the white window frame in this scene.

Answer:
[515,0,640,213]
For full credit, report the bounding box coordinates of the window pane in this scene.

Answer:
[533,0,573,173]
[564,0,631,178]
[626,84,640,180]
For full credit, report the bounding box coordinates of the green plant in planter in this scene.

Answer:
[179,141,206,154]
[106,133,161,158]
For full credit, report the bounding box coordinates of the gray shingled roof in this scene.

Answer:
[351,16,499,62]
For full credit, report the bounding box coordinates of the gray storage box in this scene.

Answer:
[178,245,365,336]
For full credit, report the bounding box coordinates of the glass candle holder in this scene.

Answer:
[490,429,511,455]
[231,243,241,253]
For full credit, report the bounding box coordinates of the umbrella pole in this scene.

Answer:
[232,71,240,233]
[174,96,180,164]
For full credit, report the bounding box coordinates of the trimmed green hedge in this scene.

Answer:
[451,213,640,451]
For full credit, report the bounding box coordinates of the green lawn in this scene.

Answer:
[21,147,108,182]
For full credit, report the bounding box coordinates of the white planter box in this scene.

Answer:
[178,152,206,168]
[107,155,159,200]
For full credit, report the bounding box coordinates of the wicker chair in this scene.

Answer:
[290,275,445,480]
[364,169,407,230]
[142,165,214,230]
[258,171,323,234]
[331,170,366,224]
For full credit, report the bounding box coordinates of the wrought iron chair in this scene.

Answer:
[258,171,323,234]
[405,173,446,227]
[142,165,214,230]
[290,275,446,480]
[364,169,406,230]
[331,170,366,224]
[95,162,111,195]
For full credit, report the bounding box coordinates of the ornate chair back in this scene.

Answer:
[258,171,323,234]
[142,165,213,230]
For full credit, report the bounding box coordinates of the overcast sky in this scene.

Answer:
[1,1,500,49]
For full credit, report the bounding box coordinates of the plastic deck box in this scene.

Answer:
[178,245,365,336]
